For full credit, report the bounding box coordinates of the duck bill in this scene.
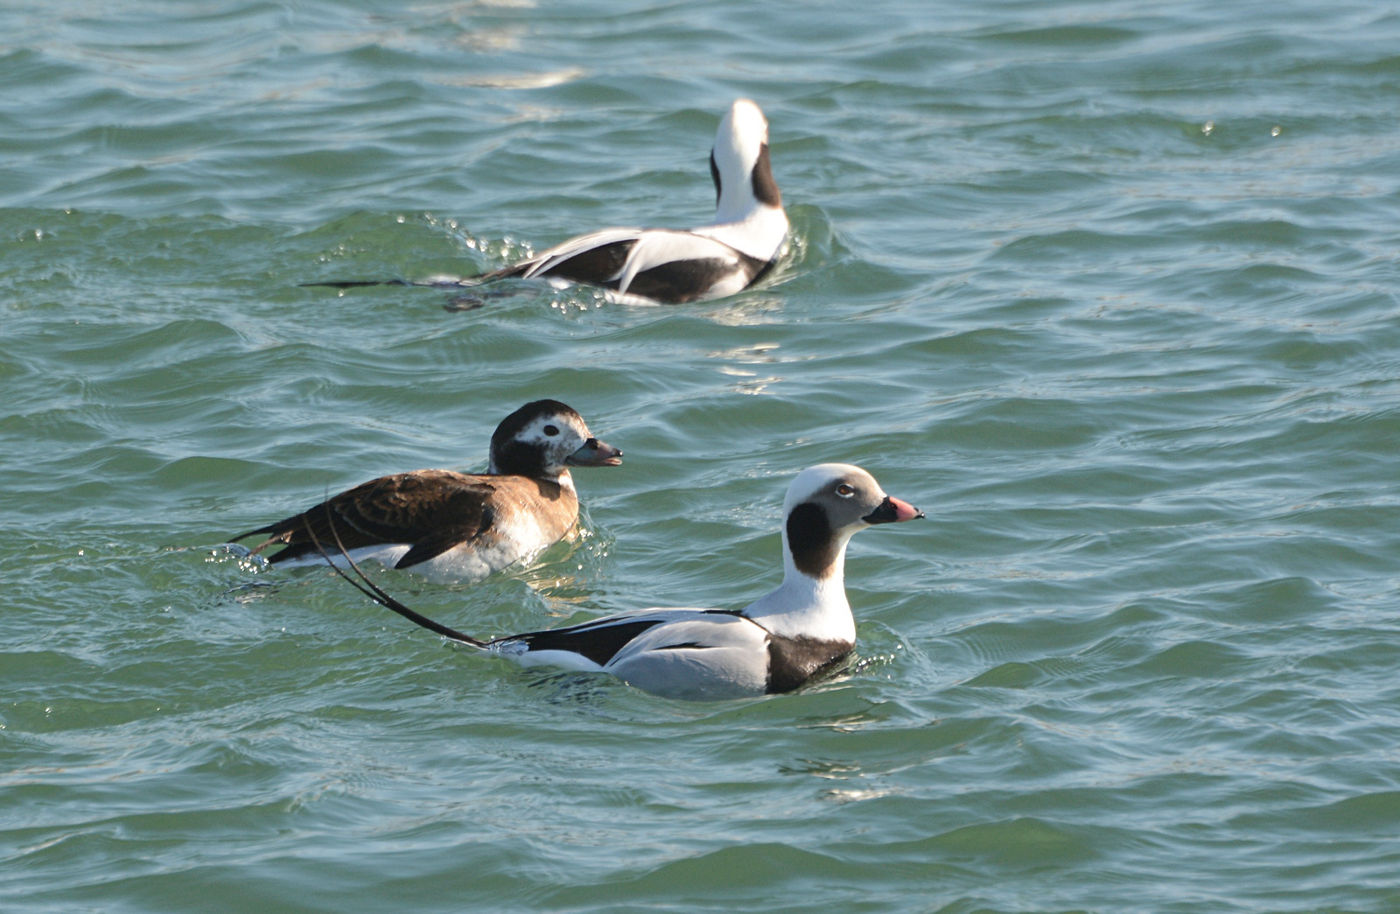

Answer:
[863,495,924,524]
[566,437,623,467]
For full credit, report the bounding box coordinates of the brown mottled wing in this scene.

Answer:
[233,469,497,568]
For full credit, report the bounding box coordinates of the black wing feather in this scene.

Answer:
[506,618,669,668]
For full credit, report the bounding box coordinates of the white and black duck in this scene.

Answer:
[308,99,787,304]
[315,463,922,700]
[229,399,621,581]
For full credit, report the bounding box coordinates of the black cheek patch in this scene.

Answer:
[750,144,781,208]
[491,439,548,478]
[786,501,838,577]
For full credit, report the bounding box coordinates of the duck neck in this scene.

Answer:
[488,448,573,488]
[742,530,855,644]
[700,204,789,262]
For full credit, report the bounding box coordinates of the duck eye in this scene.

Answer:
[835,483,855,497]
[543,424,560,437]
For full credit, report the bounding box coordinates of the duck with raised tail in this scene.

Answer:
[316,464,922,700]
[229,399,621,581]
[307,99,788,305]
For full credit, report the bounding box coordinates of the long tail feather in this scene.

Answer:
[298,279,413,288]
[303,509,487,647]
[299,277,485,289]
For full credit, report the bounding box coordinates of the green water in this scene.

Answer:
[4,1,1400,911]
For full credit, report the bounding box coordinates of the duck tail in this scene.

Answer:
[298,279,415,288]
[302,509,488,648]
[298,276,492,290]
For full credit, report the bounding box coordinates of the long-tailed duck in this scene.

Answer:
[308,99,788,305]
[313,464,922,700]
[230,400,621,580]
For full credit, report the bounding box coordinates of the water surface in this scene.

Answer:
[3,1,1400,911]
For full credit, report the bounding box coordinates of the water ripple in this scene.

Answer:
[5,0,1400,911]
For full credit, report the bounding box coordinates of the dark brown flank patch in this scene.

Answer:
[627,253,767,303]
[527,476,567,501]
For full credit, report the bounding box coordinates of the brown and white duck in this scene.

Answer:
[229,399,621,581]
